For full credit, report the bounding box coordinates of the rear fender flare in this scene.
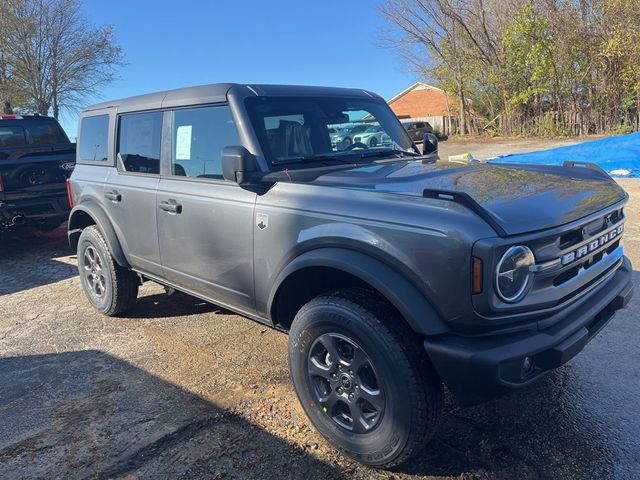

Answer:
[68,202,130,268]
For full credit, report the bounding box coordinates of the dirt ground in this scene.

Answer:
[0,152,639,479]
[438,136,583,161]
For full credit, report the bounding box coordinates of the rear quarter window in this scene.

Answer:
[26,120,69,144]
[78,115,109,162]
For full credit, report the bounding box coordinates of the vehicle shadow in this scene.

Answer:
[397,371,617,479]
[399,270,640,480]
[125,290,234,319]
[0,226,77,296]
[0,350,345,480]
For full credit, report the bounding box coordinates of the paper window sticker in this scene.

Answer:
[175,125,192,160]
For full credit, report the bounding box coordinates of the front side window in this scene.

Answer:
[117,112,162,174]
[78,115,109,162]
[245,96,415,168]
[171,105,239,178]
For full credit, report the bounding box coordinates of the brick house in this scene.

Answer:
[387,82,457,134]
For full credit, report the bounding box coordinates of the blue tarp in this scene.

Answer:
[489,132,640,178]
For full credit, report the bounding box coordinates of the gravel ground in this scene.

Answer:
[438,136,584,161]
[0,175,638,480]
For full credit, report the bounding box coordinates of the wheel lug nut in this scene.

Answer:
[348,393,354,400]
[337,387,342,394]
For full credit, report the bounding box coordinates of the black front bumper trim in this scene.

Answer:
[424,256,633,405]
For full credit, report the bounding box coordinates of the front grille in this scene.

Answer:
[531,207,625,306]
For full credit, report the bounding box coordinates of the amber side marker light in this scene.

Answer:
[472,257,483,294]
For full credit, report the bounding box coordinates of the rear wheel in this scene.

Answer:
[288,289,443,468]
[77,225,139,316]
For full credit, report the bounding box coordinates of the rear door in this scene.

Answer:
[104,111,163,275]
[156,105,256,312]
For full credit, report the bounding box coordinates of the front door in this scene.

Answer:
[156,105,256,312]
[105,111,163,275]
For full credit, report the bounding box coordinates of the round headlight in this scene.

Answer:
[495,245,535,303]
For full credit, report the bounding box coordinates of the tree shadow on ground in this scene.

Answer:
[0,350,344,480]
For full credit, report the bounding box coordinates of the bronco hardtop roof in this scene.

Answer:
[82,83,379,115]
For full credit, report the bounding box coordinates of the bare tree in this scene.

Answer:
[380,0,502,134]
[1,0,124,118]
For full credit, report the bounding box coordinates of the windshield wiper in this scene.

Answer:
[359,148,421,160]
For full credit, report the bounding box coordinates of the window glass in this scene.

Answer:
[118,112,162,174]
[171,105,239,178]
[0,125,27,147]
[245,96,414,168]
[26,119,69,144]
[78,115,109,162]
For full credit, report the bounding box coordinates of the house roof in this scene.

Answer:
[387,82,446,104]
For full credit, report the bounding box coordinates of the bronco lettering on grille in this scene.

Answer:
[561,224,624,266]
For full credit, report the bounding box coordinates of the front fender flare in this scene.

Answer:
[68,202,130,268]
[268,248,450,336]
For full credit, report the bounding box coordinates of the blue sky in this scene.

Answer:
[60,0,418,137]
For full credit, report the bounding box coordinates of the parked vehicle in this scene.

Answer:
[0,115,75,232]
[329,125,353,149]
[68,83,633,469]
[353,123,392,147]
[402,120,433,142]
[329,123,370,149]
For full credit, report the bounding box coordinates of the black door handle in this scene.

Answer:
[159,200,182,214]
[105,190,121,202]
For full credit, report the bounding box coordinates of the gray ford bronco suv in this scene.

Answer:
[68,83,633,468]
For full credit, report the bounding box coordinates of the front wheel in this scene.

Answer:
[288,289,443,468]
[77,225,139,316]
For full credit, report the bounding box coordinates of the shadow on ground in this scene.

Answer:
[0,350,344,480]
[0,226,76,296]
[125,291,232,319]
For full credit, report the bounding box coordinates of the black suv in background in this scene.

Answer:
[0,115,75,232]
[402,120,433,142]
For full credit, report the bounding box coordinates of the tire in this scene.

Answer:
[369,137,378,147]
[288,289,443,468]
[77,225,139,316]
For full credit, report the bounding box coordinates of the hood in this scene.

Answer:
[308,160,627,236]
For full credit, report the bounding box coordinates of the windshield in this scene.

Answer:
[244,96,415,167]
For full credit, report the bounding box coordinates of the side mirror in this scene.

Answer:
[422,132,439,156]
[222,146,259,184]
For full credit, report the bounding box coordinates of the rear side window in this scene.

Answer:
[0,125,27,147]
[27,120,69,144]
[78,115,109,162]
[118,112,162,174]
[170,105,239,178]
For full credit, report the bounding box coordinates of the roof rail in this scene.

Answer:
[423,189,507,237]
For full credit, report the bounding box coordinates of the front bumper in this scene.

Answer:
[424,255,634,405]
